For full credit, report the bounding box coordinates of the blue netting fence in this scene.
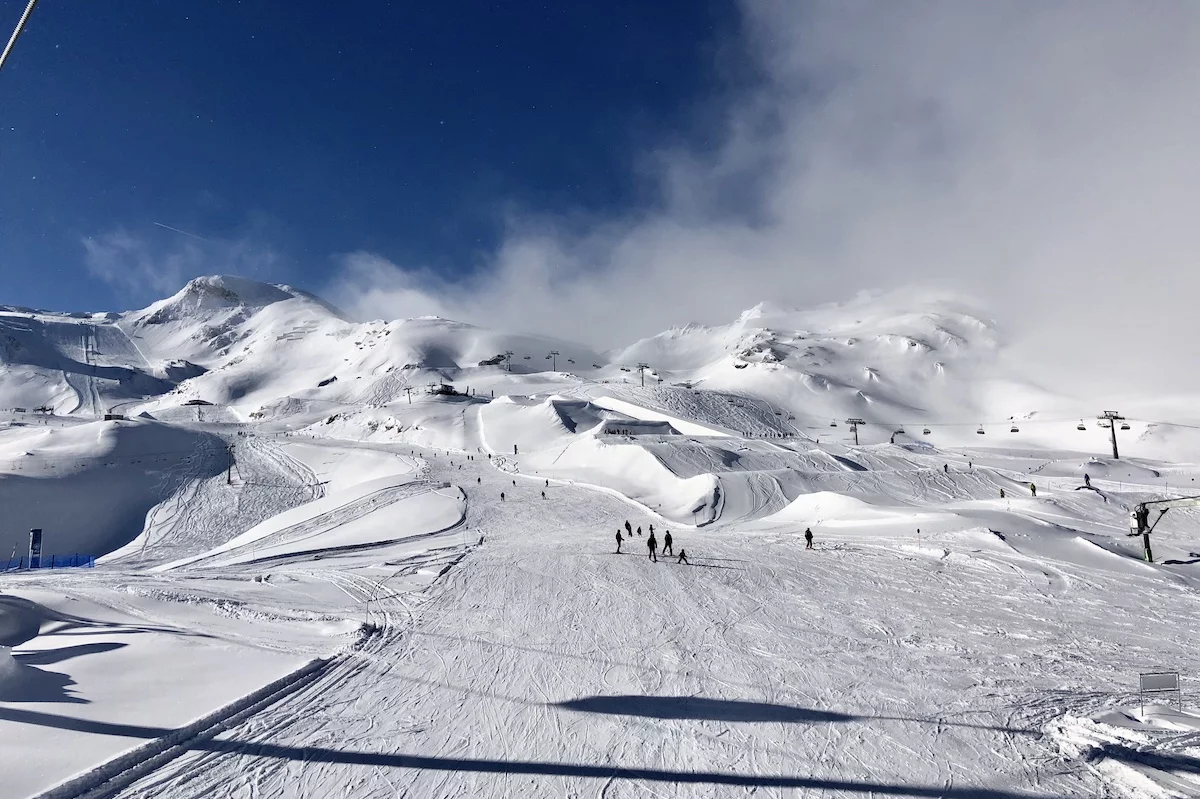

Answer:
[1,554,95,572]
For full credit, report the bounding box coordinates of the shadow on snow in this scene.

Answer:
[0,706,1059,798]
[554,695,1039,735]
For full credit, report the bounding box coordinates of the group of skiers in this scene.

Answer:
[616,521,688,564]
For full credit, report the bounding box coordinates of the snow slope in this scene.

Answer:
[2,277,1199,799]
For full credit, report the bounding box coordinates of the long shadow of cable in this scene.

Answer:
[554,695,1039,736]
[0,706,1058,798]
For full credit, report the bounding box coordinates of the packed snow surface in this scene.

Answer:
[1,278,1198,798]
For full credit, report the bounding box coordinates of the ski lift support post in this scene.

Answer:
[1099,410,1126,459]
[1129,493,1200,562]
[845,418,865,446]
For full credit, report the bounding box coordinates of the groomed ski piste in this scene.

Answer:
[2,277,1199,798]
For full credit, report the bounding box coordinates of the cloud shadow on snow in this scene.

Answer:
[0,663,87,704]
[14,641,128,667]
[555,695,1039,736]
[557,695,852,723]
[1091,743,1200,776]
[0,706,1062,798]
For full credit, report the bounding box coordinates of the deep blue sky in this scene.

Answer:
[0,0,740,311]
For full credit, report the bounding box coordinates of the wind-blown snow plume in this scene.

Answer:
[330,2,1200,393]
[84,228,283,306]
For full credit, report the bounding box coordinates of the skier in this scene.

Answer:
[512,479,516,487]
[541,491,546,500]
[1029,483,1037,497]
[625,520,632,536]
[616,529,623,553]
[804,528,814,550]
[649,523,654,536]
[636,526,642,536]
[545,479,549,487]
[477,477,481,484]
[647,530,658,562]
[943,464,949,474]
[501,492,506,501]
[677,548,689,565]
[1084,473,1092,487]
[662,530,673,556]
[999,488,1006,499]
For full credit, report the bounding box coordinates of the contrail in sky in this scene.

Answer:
[153,222,211,242]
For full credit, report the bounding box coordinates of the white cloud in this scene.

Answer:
[330,2,1200,392]
[83,228,281,306]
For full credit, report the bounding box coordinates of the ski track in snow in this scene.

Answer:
[31,446,1185,799]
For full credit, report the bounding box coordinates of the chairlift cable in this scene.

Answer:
[0,0,38,74]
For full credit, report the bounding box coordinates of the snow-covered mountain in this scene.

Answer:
[0,276,1039,432]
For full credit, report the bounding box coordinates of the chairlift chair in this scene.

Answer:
[977,425,986,435]
[922,427,931,435]
[1077,421,1087,431]
[830,421,838,427]
[1120,421,1130,430]
[896,426,906,435]
[1010,424,1019,433]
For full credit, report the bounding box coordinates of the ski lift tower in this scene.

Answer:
[637,363,650,388]
[1098,410,1126,459]
[846,418,865,446]
[548,350,560,371]
[504,350,514,372]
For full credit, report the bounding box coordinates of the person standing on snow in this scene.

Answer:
[804,528,814,550]
[1084,473,1092,487]
[1029,483,1037,497]
[647,530,658,562]
[662,530,673,556]
[649,524,655,536]
[943,464,949,474]
[625,520,632,536]
[637,526,642,536]
[616,529,623,553]
[677,548,689,565]
[501,492,506,501]
[541,491,546,499]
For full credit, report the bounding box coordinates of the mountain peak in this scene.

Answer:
[131,275,343,328]
[736,301,794,324]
